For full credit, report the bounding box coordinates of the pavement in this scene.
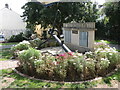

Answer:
[109,44,120,50]
[0,60,19,70]
[0,44,18,70]
[0,44,15,50]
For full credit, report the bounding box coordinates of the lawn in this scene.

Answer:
[0,42,18,46]
[0,49,12,61]
[95,39,119,45]
[95,40,120,52]
[0,42,18,61]
[0,68,120,88]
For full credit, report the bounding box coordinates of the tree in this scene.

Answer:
[22,2,99,36]
[103,2,120,42]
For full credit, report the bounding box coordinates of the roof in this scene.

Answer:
[0,7,26,30]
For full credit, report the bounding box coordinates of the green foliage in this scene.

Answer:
[0,49,12,60]
[18,48,41,75]
[95,40,118,45]
[22,2,99,35]
[29,38,43,48]
[11,41,31,51]
[29,38,59,49]
[22,29,34,40]
[0,42,18,45]
[94,40,120,65]
[11,41,31,58]
[96,2,120,43]
[7,33,27,42]
[11,40,120,81]
[95,20,108,39]
[34,43,120,81]
[33,52,86,81]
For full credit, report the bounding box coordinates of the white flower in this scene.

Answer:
[86,58,93,61]
[73,55,77,58]
[77,53,83,56]
[18,50,26,54]
[30,56,34,60]
[73,63,76,65]
[109,53,113,55]
[101,58,105,60]
[19,40,30,45]
[100,40,107,44]
[34,59,42,64]
[101,58,109,61]
[101,50,106,53]
[53,61,57,65]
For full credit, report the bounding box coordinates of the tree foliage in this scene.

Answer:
[98,2,120,42]
[22,2,99,35]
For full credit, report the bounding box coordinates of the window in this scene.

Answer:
[79,32,88,47]
[64,30,71,43]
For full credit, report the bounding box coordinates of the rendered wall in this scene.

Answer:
[63,22,96,52]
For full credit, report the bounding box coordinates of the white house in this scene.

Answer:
[0,4,26,39]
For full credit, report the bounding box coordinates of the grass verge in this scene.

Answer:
[0,68,120,88]
[95,40,118,45]
[0,49,12,61]
[0,42,18,46]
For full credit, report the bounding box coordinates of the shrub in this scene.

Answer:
[7,33,26,42]
[94,40,120,67]
[11,40,31,58]
[34,52,96,81]
[22,29,33,39]
[29,38,43,48]
[16,40,120,81]
[29,39,59,49]
[34,53,57,79]
[18,48,41,75]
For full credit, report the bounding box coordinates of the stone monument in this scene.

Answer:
[63,22,97,52]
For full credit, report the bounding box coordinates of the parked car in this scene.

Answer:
[0,35,5,43]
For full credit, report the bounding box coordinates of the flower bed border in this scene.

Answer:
[13,68,118,84]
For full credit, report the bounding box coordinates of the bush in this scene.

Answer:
[34,50,116,81]
[29,38,43,48]
[29,39,60,49]
[11,40,31,58]
[94,40,119,66]
[8,33,26,42]
[22,29,33,40]
[16,40,120,81]
[18,48,41,75]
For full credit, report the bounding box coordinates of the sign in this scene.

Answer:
[72,30,78,34]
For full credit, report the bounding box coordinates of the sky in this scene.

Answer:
[92,0,105,5]
[0,0,27,15]
[0,0,105,15]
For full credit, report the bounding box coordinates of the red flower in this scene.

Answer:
[59,53,66,57]
[67,52,73,56]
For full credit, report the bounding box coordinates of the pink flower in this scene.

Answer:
[55,56,59,59]
[67,52,73,56]
[59,53,66,57]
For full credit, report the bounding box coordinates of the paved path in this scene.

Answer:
[109,44,120,50]
[0,60,19,70]
[0,45,15,50]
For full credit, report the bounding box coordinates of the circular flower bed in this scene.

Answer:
[12,40,120,82]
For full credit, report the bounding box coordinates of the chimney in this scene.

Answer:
[5,4,9,9]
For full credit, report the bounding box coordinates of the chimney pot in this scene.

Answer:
[5,4,9,9]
